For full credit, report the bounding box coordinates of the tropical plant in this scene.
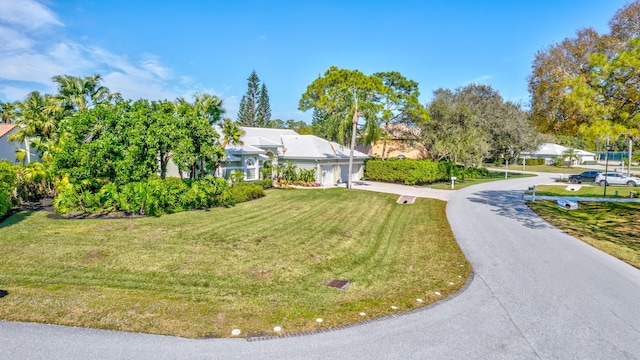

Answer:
[299,66,386,188]
[562,148,580,168]
[52,74,120,111]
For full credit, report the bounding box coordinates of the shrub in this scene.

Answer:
[524,158,545,166]
[15,162,57,202]
[252,179,274,189]
[0,161,17,218]
[230,183,265,204]
[0,192,11,218]
[365,159,488,185]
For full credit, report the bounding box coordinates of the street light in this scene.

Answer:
[604,142,612,197]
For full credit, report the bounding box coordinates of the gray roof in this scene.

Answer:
[280,134,368,160]
[223,126,369,161]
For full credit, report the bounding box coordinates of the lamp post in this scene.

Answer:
[604,141,611,197]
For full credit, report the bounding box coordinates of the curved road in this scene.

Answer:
[2,175,640,359]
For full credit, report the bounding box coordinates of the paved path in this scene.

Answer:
[2,174,640,359]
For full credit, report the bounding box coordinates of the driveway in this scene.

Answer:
[2,174,639,359]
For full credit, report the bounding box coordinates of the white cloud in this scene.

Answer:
[0,0,63,29]
[466,75,493,84]
[0,24,34,51]
[0,0,224,107]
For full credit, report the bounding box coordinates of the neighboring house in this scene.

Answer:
[364,124,428,159]
[521,143,596,165]
[216,127,369,185]
[0,124,20,163]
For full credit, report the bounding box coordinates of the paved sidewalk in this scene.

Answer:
[342,180,452,201]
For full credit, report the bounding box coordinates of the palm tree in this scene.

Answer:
[563,147,580,168]
[212,118,245,177]
[0,101,17,124]
[52,74,120,111]
[8,92,62,163]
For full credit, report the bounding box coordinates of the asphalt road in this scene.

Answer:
[2,174,639,359]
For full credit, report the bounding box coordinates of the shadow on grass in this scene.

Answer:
[0,210,34,229]
[467,190,554,230]
[0,290,8,298]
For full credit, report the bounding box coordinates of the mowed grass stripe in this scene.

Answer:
[0,188,470,337]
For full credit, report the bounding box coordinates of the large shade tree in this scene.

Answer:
[528,1,640,137]
[299,66,386,188]
[372,71,430,159]
[422,84,543,167]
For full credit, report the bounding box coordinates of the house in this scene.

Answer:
[364,124,428,159]
[0,124,20,163]
[520,143,596,165]
[217,127,369,185]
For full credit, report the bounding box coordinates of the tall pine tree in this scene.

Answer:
[256,83,271,127]
[237,70,271,127]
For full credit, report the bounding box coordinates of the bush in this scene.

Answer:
[524,158,545,166]
[0,192,11,218]
[252,179,274,189]
[0,161,17,217]
[230,183,265,204]
[364,159,488,185]
[53,175,233,216]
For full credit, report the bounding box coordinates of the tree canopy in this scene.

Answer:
[237,70,271,127]
[528,1,640,139]
[422,84,543,167]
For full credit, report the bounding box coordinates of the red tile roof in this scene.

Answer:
[0,124,16,139]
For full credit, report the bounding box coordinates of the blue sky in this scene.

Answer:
[0,0,631,122]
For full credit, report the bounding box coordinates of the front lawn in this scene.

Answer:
[527,201,640,268]
[528,184,638,198]
[0,188,470,338]
[425,171,535,190]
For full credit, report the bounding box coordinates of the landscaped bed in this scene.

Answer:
[0,188,470,338]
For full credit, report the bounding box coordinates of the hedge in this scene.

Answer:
[365,159,489,185]
[0,161,16,218]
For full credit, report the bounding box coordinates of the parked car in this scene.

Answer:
[568,170,601,184]
[595,172,640,187]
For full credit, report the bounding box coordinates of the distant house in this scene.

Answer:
[217,127,369,185]
[0,124,20,163]
[364,124,427,159]
[521,143,596,165]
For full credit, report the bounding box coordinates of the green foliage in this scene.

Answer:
[15,162,56,202]
[252,179,274,189]
[365,158,488,185]
[229,183,265,203]
[229,170,245,184]
[53,176,234,216]
[551,156,565,167]
[238,71,271,127]
[424,84,543,167]
[0,161,16,217]
[524,158,546,166]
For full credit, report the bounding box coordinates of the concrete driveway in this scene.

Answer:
[2,174,639,359]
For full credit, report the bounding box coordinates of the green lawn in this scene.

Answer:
[0,188,470,338]
[527,201,640,268]
[424,171,535,190]
[528,184,639,198]
[490,164,596,174]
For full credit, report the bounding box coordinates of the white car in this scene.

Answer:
[595,172,640,187]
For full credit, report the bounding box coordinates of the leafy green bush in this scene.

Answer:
[524,158,545,166]
[365,159,488,185]
[252,179,274,189]
[0,161,17,218]
[230,183,265,204]
[53,175,233,216]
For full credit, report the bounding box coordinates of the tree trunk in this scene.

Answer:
[348,92,358,190]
